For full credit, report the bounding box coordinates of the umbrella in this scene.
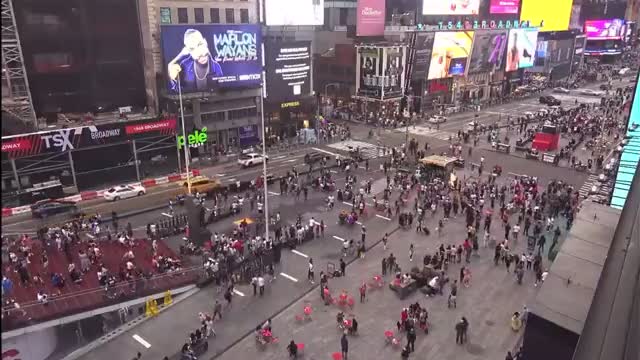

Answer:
[233,218,254,225]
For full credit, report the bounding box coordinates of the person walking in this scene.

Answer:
[409,244,414,262]
[406,325,416,352]
[340,258,346,276]
[455,319,465,345]
[341,332,349,360]
[359,282,367,303]
[308,258,315,284]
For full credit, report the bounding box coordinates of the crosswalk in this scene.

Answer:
[579,174,599,198]
[326,140,381,159]
[395,125,456,141]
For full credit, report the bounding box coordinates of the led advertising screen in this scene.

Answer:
[534,40,548,66]
[427,31,474,80]
[610,77,639,209]
[422,0,480,15]
[584,19,625,40]
[161,25,261,94]
[357,0,386,36]
[265,0,324,26]
[505,28,538,71]
[382,47,405,99]
[448,58,467,76]
[520,0,572,32]
[547,39,574,65]
[412,33,435,81]
[265,41,311,102]
[490,0,520,14]
[467,31,507,75]
[358,48,383,98]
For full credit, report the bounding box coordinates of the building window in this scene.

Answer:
[177,8,188,23]
[339,8,348,26]
[210,8,220,23]
[225,9,235,23]
[240,9,249,23]
[202,112,225,122]
[194,8,204,23]
[159,7,172,24]
[228,108,257,120]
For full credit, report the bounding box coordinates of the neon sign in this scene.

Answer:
[436,19,540,31]
[177,127,208,149]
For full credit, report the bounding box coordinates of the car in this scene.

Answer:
[578,89,604,96]
[31,199,78,218]
[599,84,612,91]
[427,115,447,124]
[304,151,327,165]
[466,121,481,132]
[103,184,146,201]
[539,95,561,106]
[181,175,222,195]
[552,87,570,94]
[618,67,630,75]
[238,153,268,168]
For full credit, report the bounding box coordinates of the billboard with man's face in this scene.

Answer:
[161,25,262,94]
[505,28,538,72]
[584,19,625,40]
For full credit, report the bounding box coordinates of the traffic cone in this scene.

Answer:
[150,299,159,316]
[145,299,153,317]
[164,290,173,306]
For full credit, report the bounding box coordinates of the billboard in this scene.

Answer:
[490,0,520,14]
[422,0,480,15]
[427,31,474,80]
[265,0,324,26]
[584,19,625,40]
[520,0,572,32]
[1,118,178,159]
[467,31,507,74]
[505,28,538,71]
[357,0,386,36]
[547,38,574,65]
[265,41,312,102]
[412,33,435,80]
[356,45,406,100]
[534,40,548,66]
[161,25,262,94]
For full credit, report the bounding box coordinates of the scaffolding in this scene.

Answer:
[1,0,37,127]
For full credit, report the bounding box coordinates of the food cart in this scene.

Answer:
[418,155,458,186]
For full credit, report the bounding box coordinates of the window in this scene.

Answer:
[177,8,188,23]
[240,9,249,23]
[210,8,220,23]
[194,8,204,23]
[225,8,234,24]
[339,8,348,26]
[228,108,257,120]
[159,7,171,24]
[201,112,225,122]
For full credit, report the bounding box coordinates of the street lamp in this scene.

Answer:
[259,86,270,244]
[177,77,192,194]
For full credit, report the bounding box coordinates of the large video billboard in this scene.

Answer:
[505,28,538,71]
[490,0,520,14]
[161,25,262,94]
[357,0,386,36]
[1,118,178,159]
[427,31,474,80]
[467,31,507,75]
[520,0,572,32]
[265,0,324,26]
[356,45,406,100]
[585,19,625,40]
[412,33,435,81]
[422,0,480,15]
[547,39,574,65]
[265,41,312,102]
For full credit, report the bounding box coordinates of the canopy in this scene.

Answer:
[419,155,458,168]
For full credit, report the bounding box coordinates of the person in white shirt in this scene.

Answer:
[258,276,265,296]
[307,258,315,284]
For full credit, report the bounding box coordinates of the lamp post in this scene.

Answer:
[259,89,270,243]
[177,77,192,194]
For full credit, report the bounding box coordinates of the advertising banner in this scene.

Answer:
[357,47,383,98]
[427,31,474,80]
[412,33,435,81]
[490,0,520,14]
[584,19,625,40]
[265,41,312,102]
[547,38,574,65]
[505,28,538,72]
[467,31,507,75]
[520,0,572,32]
[161,25,262,94]
[422,0,480,15]
[382,47,405,99]
[1,118,178,159]
[534,40,548,67]
[357,0,386,37]
[265,0,324,26]
[238,125,260,146]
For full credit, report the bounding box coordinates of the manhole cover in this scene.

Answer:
[466,343,485,355]
[485,320,495,326]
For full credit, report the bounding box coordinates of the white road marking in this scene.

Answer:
[86,234,95,239]
[284,159,297,163]
[233,289,245,297]
[291,249,309,258]
[161,212,173,218]
[342,201,353,206]
[216,173,226,177]
[356,221,363,225]
[311,147,342,158]
[330,170,339,173]
[376,214,392,221]
[268,191,281,196]
[280,272,299,282]
[227,178,237,182]
[273,155,287,160]
[132,334,151,348]
[333,235,346,242]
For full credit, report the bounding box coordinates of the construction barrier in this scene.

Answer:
[164,290,173,306]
